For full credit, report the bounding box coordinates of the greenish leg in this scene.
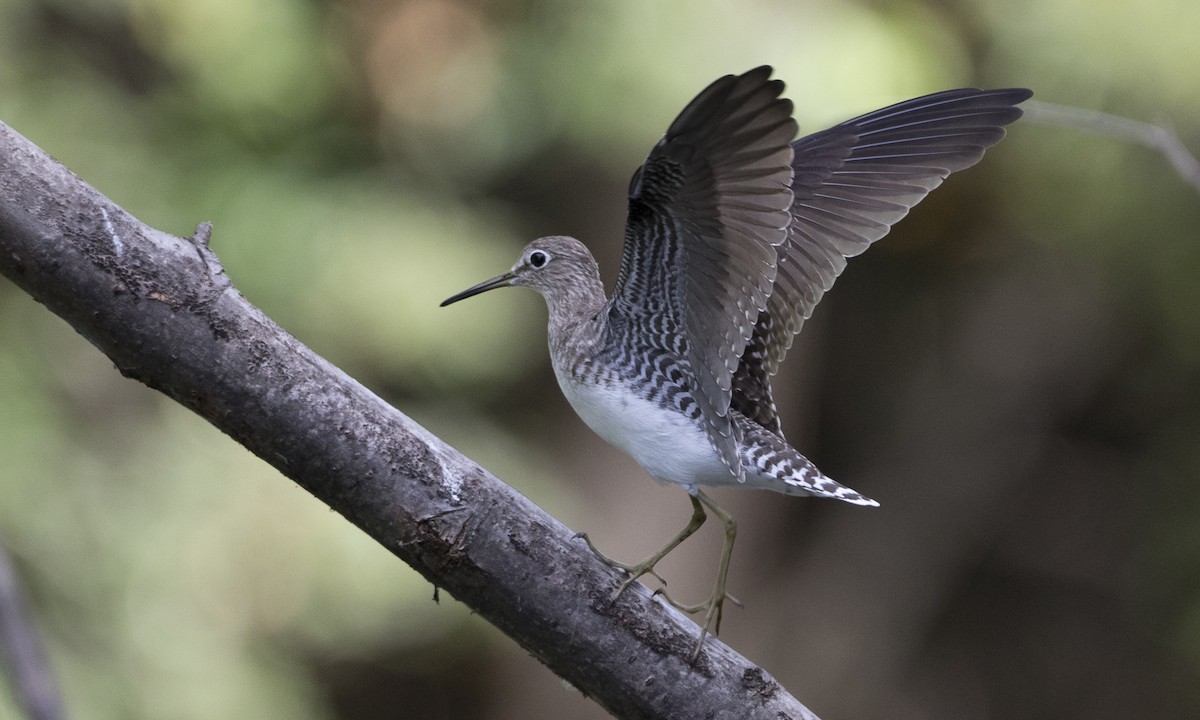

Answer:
[579,493,707,597]
[653,490,738,661]
[580,490,740,662]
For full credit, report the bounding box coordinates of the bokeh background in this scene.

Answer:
[2,0,1199,718]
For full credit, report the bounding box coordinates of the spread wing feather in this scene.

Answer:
[731,88,1032,434]
[609,66,798,479]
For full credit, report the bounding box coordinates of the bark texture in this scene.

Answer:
[0,120,823,720]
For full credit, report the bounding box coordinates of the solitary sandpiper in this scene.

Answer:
[442,66,1029,659]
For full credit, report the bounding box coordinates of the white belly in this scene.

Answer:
[554,369,732,487]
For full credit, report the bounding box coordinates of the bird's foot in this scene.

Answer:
[651,587,742,661]
[651,587,743,614]
[575,532,669,598]
[573,491,730,663]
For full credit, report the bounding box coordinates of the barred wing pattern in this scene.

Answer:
[731,88,1032,434]
[608,67,798,479]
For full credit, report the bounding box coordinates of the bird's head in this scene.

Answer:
[440,236,603,313]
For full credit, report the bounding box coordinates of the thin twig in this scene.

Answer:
[0,539,69,720]
[1022,99,1200,193]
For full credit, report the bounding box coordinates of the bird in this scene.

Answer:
[441,66,1030,660]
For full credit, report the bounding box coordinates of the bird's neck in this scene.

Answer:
[544,274,608,357]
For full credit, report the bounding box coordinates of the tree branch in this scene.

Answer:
[0,121,821,720]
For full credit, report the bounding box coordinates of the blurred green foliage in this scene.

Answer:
[2,0,1199,718]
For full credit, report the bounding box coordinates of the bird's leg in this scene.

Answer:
[653,490,738,661]
[578,494,707,600]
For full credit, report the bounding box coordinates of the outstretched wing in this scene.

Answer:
[731,87,1032,434]
[608,66,798,479]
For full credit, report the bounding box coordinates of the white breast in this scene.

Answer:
[553,367,733,487]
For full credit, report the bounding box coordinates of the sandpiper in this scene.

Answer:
[442,66,1029,659]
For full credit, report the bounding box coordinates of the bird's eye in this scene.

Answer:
[529,250,549,268]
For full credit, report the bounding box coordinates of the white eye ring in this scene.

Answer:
[528,250,550,268]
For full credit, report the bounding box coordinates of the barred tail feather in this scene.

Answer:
[736,414,879,506]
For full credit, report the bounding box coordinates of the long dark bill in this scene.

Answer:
[439,272,516,307]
